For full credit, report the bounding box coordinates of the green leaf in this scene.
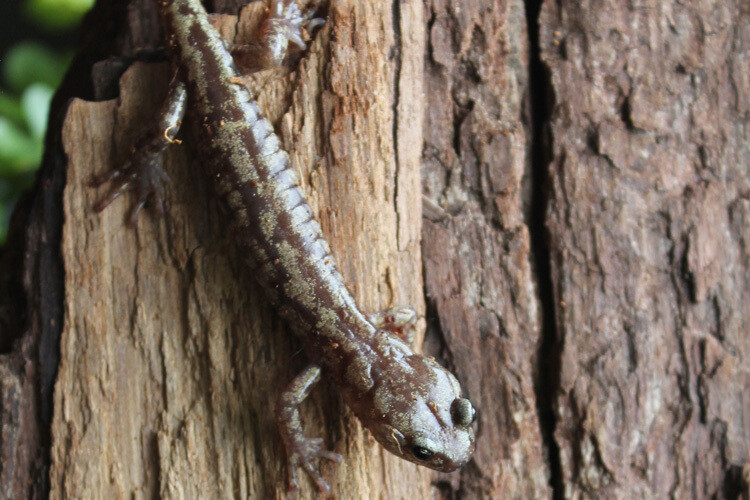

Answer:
[3,42,71,92]
[25,0,94,31]
[0,116,43,173]
[0,91,25,125]
[21,83,53,141]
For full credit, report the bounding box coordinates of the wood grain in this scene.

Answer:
[51,1,432,497]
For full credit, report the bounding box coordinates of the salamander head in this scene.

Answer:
[362,352,477,472]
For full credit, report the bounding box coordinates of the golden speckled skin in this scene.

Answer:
[100,0,477,493]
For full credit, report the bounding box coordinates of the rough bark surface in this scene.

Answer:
[540,0,750,498]
[49,1,434,498]
[3,0,750,498]
[420,0,550,497]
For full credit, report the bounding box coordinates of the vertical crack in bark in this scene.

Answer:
[524,0,562,498]
[390,0,402,246]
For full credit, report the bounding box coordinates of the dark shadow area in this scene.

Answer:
[524,0,563,498]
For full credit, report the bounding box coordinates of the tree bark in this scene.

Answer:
[420,0,551,497]
[50,1,432,497]
[539,0,750,498]
[2,0,749,498]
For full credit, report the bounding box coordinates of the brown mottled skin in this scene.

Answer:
[96,0,476,492]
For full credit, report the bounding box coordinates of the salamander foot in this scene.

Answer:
[92,137,170,225]
[93,75,186,225]
[284,436,342,493]
[231,0,325,71]
[277,364,342,493]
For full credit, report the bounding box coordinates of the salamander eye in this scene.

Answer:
[411,445,435,461]
[451,397,476,428]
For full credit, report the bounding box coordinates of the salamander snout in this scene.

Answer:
[367,354,477,472]
[395,391,477,472]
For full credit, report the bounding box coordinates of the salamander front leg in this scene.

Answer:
[277,364,342,493]
[229,0,325,72]
[368,306,418,345]
[93,73,186,224]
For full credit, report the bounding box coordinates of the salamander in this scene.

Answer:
[94,0,476,492]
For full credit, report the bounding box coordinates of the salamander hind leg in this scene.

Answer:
[277,364,342,493]
[93,74,186,225]
[368,306,418,345]
[230,0,325,71]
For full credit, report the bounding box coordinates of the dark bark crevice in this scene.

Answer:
[523,0,562,498]
[390,0,402,245]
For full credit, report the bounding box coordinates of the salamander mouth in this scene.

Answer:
[437,460,458,473]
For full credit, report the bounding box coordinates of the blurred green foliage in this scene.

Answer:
[0,0,93,243]
[26,0,94,31]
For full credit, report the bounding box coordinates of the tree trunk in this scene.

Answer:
[53,1,433,497]
[538,1,750,498]
[1,0,749,498]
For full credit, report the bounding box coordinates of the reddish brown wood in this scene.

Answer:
[420,0,551,498]
[540,0,750,497]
